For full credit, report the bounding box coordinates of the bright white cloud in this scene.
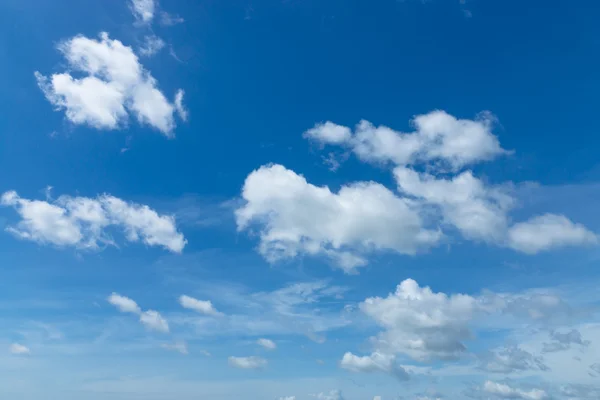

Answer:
[130,0,155,23]
[140,310,170,333]
[257,338,277,350]
[108,293,169,333]
[161,342,188,355]
[359,279,478,361]
[179,295,222,316]
[304,111,508,170]
[340,352,409,380]
[139,35,165,56]
[228,356,267,370]
[507,214,598,254]
[35,32,185,136]
[394,166,514,243]
[483,381,548,400]
[235,164,441,273]
[107,293,141,314]
[1,190,186,253]
[9,343,30,355]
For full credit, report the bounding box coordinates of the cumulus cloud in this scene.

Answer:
[340,352,409,380]
[139,35,165,56]
[304,111,508,170]
[507,214,597,254]
[108,293,169,333]
[35,32,185,136]
[482,381,548,400]
[359,279,477,361]
[394,167,513,243]
[130,0,155,23]
[9,343,30,355]
[228,356,267,370]
[257,338,277,350]
[179,295,222,316]
[480,347,549,373]
[1,190,186,253]
[235,164,441,273]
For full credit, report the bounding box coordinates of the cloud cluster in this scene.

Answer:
[108,293,169,333]
[35,32,185,136]
[237,111,597,270]
[0,190,186,253]
[130,0,155,24]
[235,164,440,273]
[305,111,507,169]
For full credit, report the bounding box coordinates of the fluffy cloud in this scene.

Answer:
[228,356,267,370]
[304,111,508,170]
[179,295,222,316]
[507,214,597,254]
[480,347,549,373]
[482,381,548,400]
[9,343,30,355]
[257,338,277,350]
[235,164,440,273]
[130,0,155,23]
[394,167,513,242]
[340,352,409,380]
[107,293,169,333]
[359,279,477,361]
[1,190,186,253]
[35,32,185,136]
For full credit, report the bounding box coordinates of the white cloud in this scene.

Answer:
[107,293,169,333]
[394,166,514,242]
[35,32,185,136]
[107,293,141,314]
[359,279,478,361]
[304,122,352,145]
[483,381,548,400]
[228,356,267,370]
[507,214,598,254]
[235,164,441,273]
[304,111,508,170]
[340,352,409,380]
[179,295,222,316]
[257,338,277,350]
[174,89,188,121]
[161,342,188,355]
[160,11,184,26]
[279,397,296,400]
[140,310,170,333]
[9,343,30,355]
[1,190,186,253]
[130,0,155,23]
[139,35,165,56]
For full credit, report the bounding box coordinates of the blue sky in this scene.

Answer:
[1,0,600,399]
